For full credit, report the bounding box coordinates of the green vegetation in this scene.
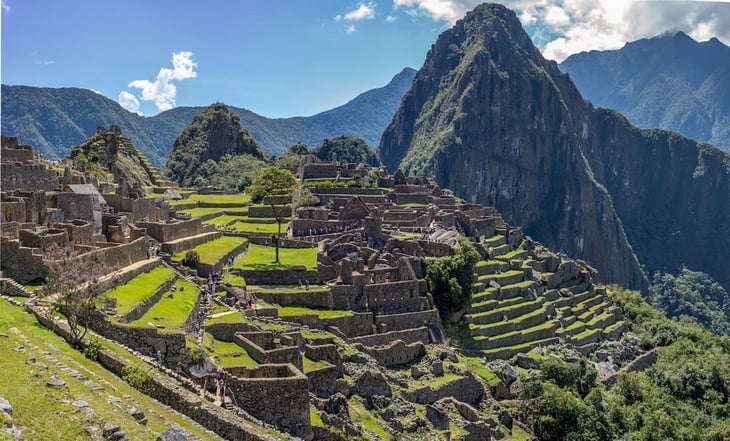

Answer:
[104,266,175,315]
[248,167,297,263]
[302,356,327,373]
[176,192,252,205]
[222,272,247,287]
[234,243,316,270]
[165,103,267,189]
[277,305,353,319]
[650,268,730,336]
[131,278,197,328]
[203,335,258,368]
[206,311,244,325]
[0,298,221,439]
[174,236,248,265]
[423,241,481,315]
[349,396,393,440]
[312,135,381,167]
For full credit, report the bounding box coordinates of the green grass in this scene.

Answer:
[233,243,317,270]
[302,356,327,373]
[207,311,244,325]
[172,193,251,205]
[254,285,330,295]
[104,266,174,315]
[0,298,221,440]
[464,356,501,386]
[349,397,393,440]
[22,278,45,292]
[131,278,197,329]
[176,206,226,217]
[231,220,289,234]
[277,305,353,319]
[203,214,247,227]
[222,272,247,287]
[205,336,258,368]
[174,236,249,265]
[408,373,463,390]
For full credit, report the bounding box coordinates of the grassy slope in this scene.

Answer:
[234,243,317,270]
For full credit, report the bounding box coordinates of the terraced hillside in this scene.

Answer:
[460,229,625,359]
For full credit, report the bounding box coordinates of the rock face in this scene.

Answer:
[378,3,730,292]
[560,31,730,151]
[165,103,266,187]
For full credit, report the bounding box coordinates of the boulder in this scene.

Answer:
[515,353,539,370]
[354,370,392,398]
[324,393,349,418]
[156,426,190,441]
[498,409,513,430]
[431,360,444,376]
[425,404,449,430]
[463,421,491,441]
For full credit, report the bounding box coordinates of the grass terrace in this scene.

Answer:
[0,299,221,439]
[277,305,353,319]
[170,192,252,206]
[204,334,259,368]
[178,207,228,217]
[131,278,198,329]
[222,272,246,287]
[302,356,327,373]
[206,310,244,325]
[231,219,289,234]
[174,236,249,265]
[103,266,175,316]
[233,243,317,270]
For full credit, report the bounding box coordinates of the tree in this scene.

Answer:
[40,245,110,349]
[248,167,297,264]
[422,240,480,317]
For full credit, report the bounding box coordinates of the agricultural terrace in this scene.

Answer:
[169,192,252,206]
[233,243,317,270]
[131,278,198,329]
[102,266,175,316]
[173,236,249,265]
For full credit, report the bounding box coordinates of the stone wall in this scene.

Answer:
[248,205,290,218]
[223,365,313,440]
[304,343,342,372]
[256,288,333,309]
[0,221,19,239]
[402,373,484,406]
[302,163,339,179]
[1,237,46,282]
[349,327,430,346]
[1,138,34,162]
[363,280,423,314]
[206,322,259,342]
[195,238,249,278]
[0,199,25,223]
[305,363,340,397]
[233,332,302,370]
[161,231,222,255]
[374,309,440,332]
[19,228,68,250]
[105,194,169,223]
[56,220,95,245]
[0,163,59,192]
[27,306,281,441]
[357,339,425,367]
[137,218,204,242]
[236,269,318,285]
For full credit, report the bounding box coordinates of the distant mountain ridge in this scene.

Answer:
[0,67,416,167]
[378,4,730,292]
[559,31,730,151]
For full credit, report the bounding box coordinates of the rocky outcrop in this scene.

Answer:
[378,3,730,292]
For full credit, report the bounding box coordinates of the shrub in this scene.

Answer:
[122,365,153,393]
[84,338,102,361]
[182,251,200,268]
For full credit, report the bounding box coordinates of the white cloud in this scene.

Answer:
[90,88,102,95]
[35,59,54,65]
[344,2,376,20]
[126,51,197,112]
[346,24,357,34]
[386,15,397,22]
[390,1,730,62]
[118,91,142,115]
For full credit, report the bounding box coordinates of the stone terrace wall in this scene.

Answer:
[120,276,177,323]
[363,280,423,314]
[105,194,169,223]
[161,231,222,255]
[357,340,425,367]
[278,312,374,338]
[1,237,46,282]
[206,322,259,342]
[27,307,282,441]
[196,238,249,277]
[374,309,440,332]
[224,365,313,440]
[236,269,318,285]
[349,327,430,347]
[256,289,332,309]
[306,363,340,397]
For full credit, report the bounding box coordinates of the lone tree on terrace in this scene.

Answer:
[249,166,296,264]
[40,245,110,349]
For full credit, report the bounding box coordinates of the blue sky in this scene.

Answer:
[2,1,729,118]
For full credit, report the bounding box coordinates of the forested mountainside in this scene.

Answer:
[560,32,730,151]
[0,67,415,167]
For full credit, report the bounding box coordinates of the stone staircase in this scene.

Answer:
[460,235,625,359]
[0,277,32,296]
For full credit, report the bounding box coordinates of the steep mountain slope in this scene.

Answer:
[165,103,265,187]
[378,4,730,292]
[0,68,415,168]
[560,32,730,151]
